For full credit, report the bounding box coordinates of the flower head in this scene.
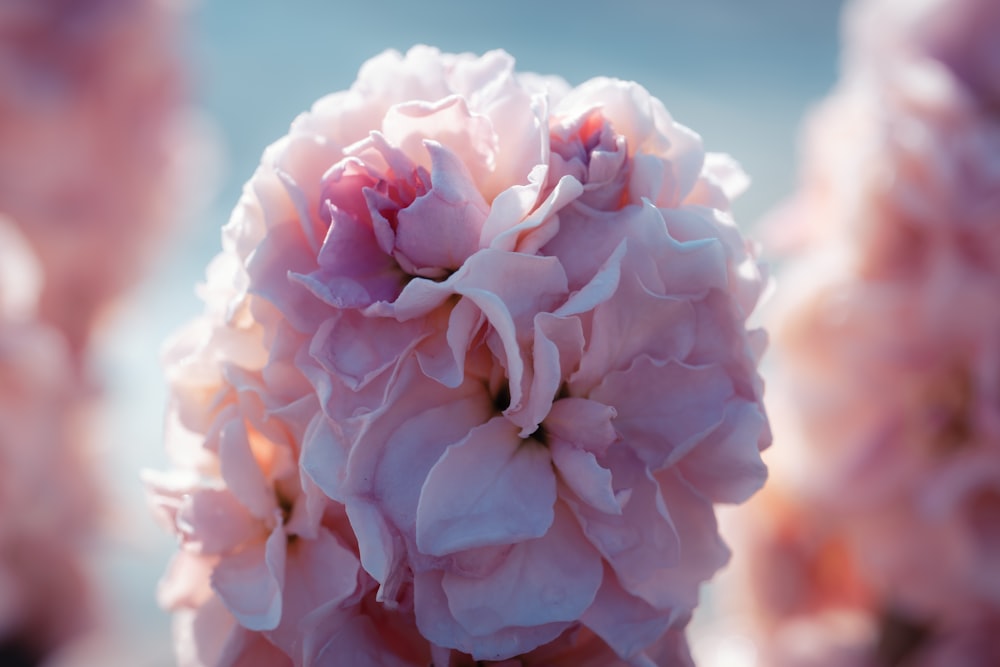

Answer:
[151,46,770,665]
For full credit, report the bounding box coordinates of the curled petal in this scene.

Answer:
[393,142,489,272]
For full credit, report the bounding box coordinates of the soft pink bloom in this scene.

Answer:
[0,218,95,664]
[845,0,1000,110]
[0,0,188,361]
[723,0,1000,664]
[151,46,770,665]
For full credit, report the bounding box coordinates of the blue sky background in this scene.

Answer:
[81,2,846,664]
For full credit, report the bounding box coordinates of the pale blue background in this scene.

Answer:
[80,2,845,664]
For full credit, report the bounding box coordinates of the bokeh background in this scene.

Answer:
[78,1,844,664]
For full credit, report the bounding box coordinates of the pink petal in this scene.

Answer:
[479,165,546,248]
[508,311,565,435]
[381,95,497,184]
[571,271,696,397]
[264,529,362,658]
[414,297,482,388]
[300,412,352,503]
[453,249,569,413]
[539,199,638,292]
[340,367,492,587]
[676,401,769,503]
[416,416,557,556]
[564,447,681,609]
[413,570,570,661]
[545,398,619,454]
[303,611,427,667]
[551,438,620,515]
[308,309,423,392]
[158,551,216,611]
[211,522,287,631]
[176,487,263,555]
[218,417,279,520]
[487,172,583,253]
[591,356,733,470]
[649,469,731,612]
[581,563,675,660]
[393,142,489,272]
[441,501,603,635]
[470,63,549,200]
[292,197,405,309]
[533,312,586,385]
[247,219,329,333]
[171,598,234,667]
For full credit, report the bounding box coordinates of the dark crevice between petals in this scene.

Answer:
[526,424,548,448]
[0,633,46,667]
[874,607,932,667]
[927,366,974,456]
[492,382,511,413]
[276,482,297,545]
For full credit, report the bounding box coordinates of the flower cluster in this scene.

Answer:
[715,0,1000,664]
[148,46,770,666]
[0,0,188,362]
[0,218,95,665]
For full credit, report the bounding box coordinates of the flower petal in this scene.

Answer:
[417,417,557,556]
[413,570,570,661]
[564,447,681,609]
[211,521,287,631]
[676,400,769,503]
[581,563,675,661]
[393,141,490,272]
[441,501,603,635]
[592,357,733,470]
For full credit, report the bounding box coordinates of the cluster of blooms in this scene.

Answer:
[0,219,96,666]
[0,0,188,364]
[147,46,771,666]
[709,0,1000,665]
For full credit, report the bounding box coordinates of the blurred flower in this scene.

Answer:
[0,218,95,665]
[149,46,770,665]
[845,0,1000,110]
[714,0,1000,665]
[0,0,191,364]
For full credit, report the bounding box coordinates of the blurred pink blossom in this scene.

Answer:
[845,0,1000,110]
[0,218,95,665]
[0,0,189,364]
[718,0,1000,664]
[149,46,770,665]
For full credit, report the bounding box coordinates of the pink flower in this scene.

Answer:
[0,218,95,663]
[845,0,1000,110]
[0,0,188,361]
[721,0,1000,664]
[151,46,770,665]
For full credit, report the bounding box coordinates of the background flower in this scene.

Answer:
[705,0,1000,664]
[0,0,192,366]
[0,219,96,666]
